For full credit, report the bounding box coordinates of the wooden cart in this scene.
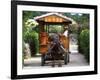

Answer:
[34,13,72,66]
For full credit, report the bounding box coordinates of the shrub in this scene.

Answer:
[24,30,39,56]
[23,19,39,57]
[79,29,90,63]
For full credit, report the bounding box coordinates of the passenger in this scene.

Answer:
[63,26,68,37]
[63,26,70,53]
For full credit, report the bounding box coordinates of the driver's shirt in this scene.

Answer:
[63,30,68,37]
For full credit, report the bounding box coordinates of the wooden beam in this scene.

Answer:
[44,22,71,25]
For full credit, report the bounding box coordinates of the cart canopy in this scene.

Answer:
[34,13,76,24]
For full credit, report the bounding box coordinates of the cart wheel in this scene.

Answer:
[41,54,45,66]
[64,53,68,65]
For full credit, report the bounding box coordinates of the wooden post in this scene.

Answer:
[67,24,70,53]
[38,21,45,32]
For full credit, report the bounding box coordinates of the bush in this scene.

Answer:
[24,30,39,56]
[79,29,90,63]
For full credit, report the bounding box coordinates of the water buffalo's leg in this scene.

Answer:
[41,54,45,66]
[52,60,55,67]
[58,55,62,67]
[67,53,70,62]
[64,53,68,65]
[58,60,62,67]
[52,56,55,67]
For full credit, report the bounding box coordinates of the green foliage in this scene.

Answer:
[30,31,39,55]
[79,29,90,63]
[64,13,89,30]
[69,24,78,34]
[23,11,41,56]
[23,17,39,55]
[48,25,63,33]
[24,29,39,55]
[25,19,39,28]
